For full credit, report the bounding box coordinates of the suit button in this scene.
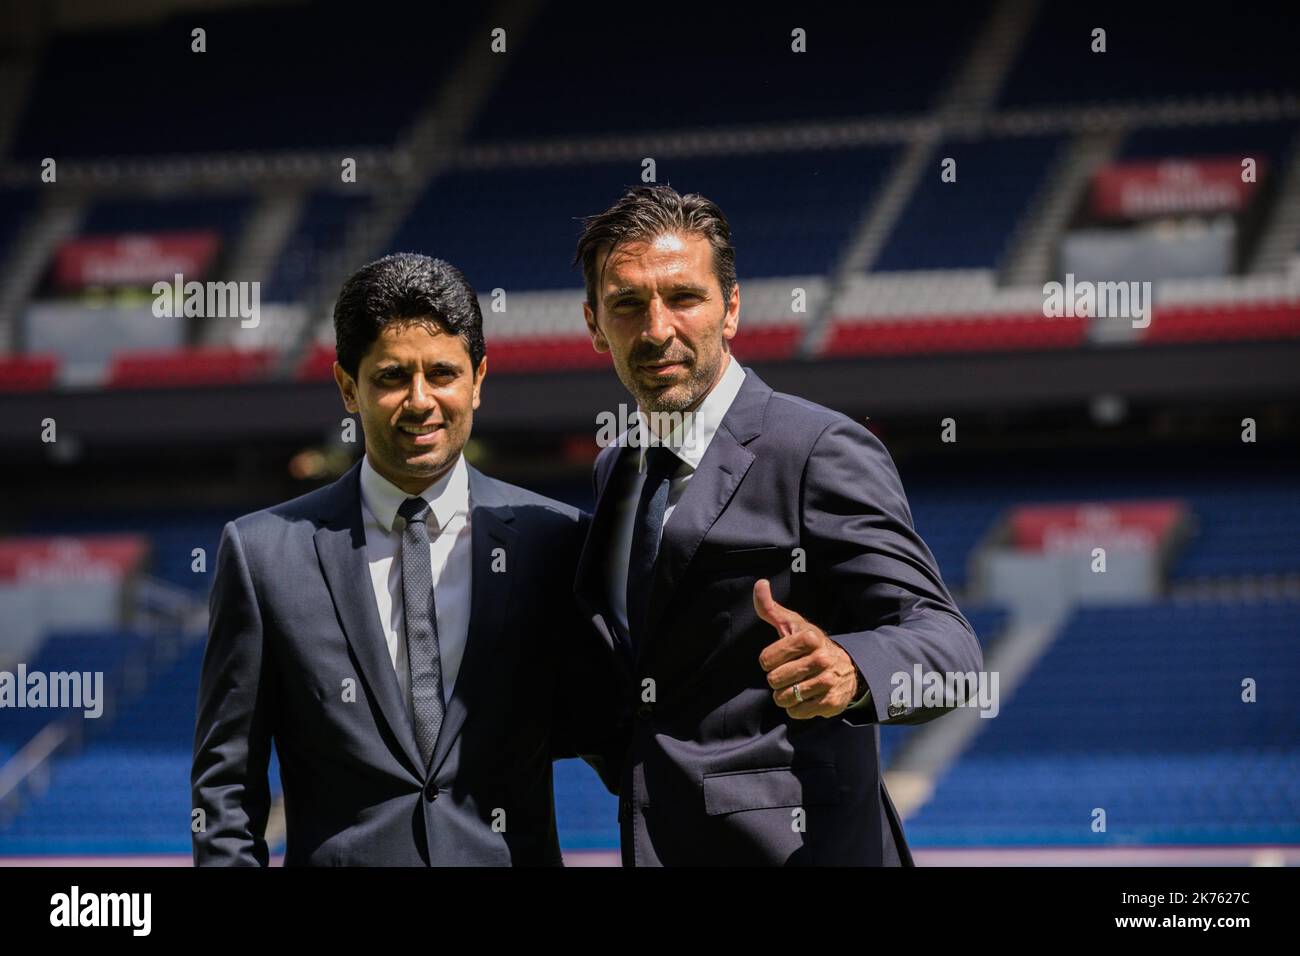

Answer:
[887,704,907,718]
[636,702,652,719]
[425,781,439,801]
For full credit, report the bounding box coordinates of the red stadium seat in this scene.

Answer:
[107,346,278,389]
[0,354,59,392]
[296,343,338,382]
[1143,301,1300,345]
[823,313,1087,357]
[731,324,801,361]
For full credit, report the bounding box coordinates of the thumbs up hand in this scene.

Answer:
[755,579,864,719]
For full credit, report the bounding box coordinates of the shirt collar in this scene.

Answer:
[360,451,470,533]
[636,354,746,473]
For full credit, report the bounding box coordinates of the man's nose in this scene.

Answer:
[642,297,674,347]
[405,374,436,413]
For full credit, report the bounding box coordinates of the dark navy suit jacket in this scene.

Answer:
[192,458,617,865]
[575,368,982,866]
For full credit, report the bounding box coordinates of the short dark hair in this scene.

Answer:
[333,252,485,379]
[572,184,737,312]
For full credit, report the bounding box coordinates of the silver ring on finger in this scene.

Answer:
[793,683,803,703]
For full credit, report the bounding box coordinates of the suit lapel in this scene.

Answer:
[427,466,517,777]
[313,460,425,777]
[575,442,636,665]
[639,369,772,667]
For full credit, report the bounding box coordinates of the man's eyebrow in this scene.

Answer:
[372,360,461,374]
[602,282,707,301]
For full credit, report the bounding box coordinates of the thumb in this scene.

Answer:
[753,579,802,635]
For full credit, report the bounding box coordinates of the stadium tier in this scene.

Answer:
[0,631,152,753]
[263,189,374,304]
[18,510,231,594]
[997,3,1299,107]
[78,194,253,238]
[468,4,990,141]
[9,1,480,159]
[0,2,1295,388]
[0,640,283,856]
[0,188,35,264]
[874,134,1066,272]
[1117,121,1299,164]
[907,598,1300,846]
[387,148,899,291]
[905,450,1300,590]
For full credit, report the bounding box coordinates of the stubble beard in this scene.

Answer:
[625,353,720,416]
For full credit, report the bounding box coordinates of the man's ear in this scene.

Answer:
[584,301,610,353]
[721,282,740,342]
[333,361,360,414]
[471,355,487,410]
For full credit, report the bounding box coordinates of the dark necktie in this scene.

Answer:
[398,495,444,770]
[625,446,680,655]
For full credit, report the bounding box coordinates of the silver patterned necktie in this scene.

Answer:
[398,495,444,770]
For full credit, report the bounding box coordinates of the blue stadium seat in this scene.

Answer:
[0,630,152,754]
[263,190,373,303]
[904,448,1300,588]
[0,189,36,267]
[1117,121,1298,164]
[0,639,283,856]
[79,195,252,241]
[21,508,238,594]
[387,147,896,293]
[905,598,1300,846]
[10,1,480,159]
[874,134,1064,272]
[998,2,1299,108]
[469,3,989,142]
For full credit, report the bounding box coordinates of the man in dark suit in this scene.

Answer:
[572,185,983,865]
[192,253,615,865]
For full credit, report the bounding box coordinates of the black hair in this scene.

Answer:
[334,252,485,378]
[572,184,737,312]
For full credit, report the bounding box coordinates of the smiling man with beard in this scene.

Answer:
[192,253,618,866]
[572,185,982,866]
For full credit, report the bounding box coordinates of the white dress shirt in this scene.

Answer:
[604,353,746,636]
[603,354,872,711]
[360,452,473,716]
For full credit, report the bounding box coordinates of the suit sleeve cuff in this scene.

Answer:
[831,633,916,726]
